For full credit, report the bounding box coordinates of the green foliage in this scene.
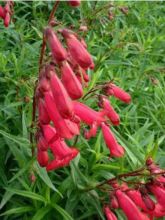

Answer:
[0,1,164,219]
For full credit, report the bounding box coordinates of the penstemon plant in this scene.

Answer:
[0,1,165,220]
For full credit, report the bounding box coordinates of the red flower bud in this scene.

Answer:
[110,196,119,209]
[126,190,147,211]
[73,101,105,125]
[4,12,10,27]
[142,194,155,211]
[38,78,50,94]
[68,0,81,7]
[115,190,145,220]
[37,134,49,151]
[44,91,76,139]
[46,139,79,171]
[37,150,49,167]
[101,123,125,157]
[147,184,165,208]
[62,29,93,69]
[50,70,73,118]
[45,28,67,62]
[61,62,83,99]
[106,83,131,104]
[100,97,120,126]
[0,6,5,19]
[103,206,117,220]
[42,124,58,144]
[38,99,50,124]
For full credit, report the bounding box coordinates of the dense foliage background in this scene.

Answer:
[0,1,165,219]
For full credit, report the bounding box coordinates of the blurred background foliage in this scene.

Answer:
[0,1,165,219]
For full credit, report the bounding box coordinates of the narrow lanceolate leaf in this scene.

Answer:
[31,206,51,220]
[51,203,74,220]
[0,206,33,216]
[5,188,46,203]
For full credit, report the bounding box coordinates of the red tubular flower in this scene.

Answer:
[151,204,165,218]
[4,12,10,27]
[42,124,58,144]
[110,196,119,209]
[50,70,73,118]
[37,134,48,151]
[46,139,79,171]
[61,61,83,99]
[38,77,50,93]
[37,150,49,167]
[44,91,76,139]
[101,123,125,157]
[100,97,120,126]
[73,101,105,125]
[106,83,131,104]
[45,28,67,62]
[38,99,50,124]
[103,206,117,220]
[147,184,165,208]
[0,6,5,19]
[115,190,146,220]
[62,29,93,69]
[126,190,148,211]
[141,194,155,211]
[68,0,81,7]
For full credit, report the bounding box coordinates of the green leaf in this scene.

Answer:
[0,206,33,216]
[51,204,74,220]
[31,206,51,220]
[5,188,46,203]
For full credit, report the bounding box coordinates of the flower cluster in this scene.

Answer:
[34,0,132,171]
[103,158,165,220]
[0,1,13,27]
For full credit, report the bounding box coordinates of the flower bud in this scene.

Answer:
[0,6,5,19]
[61,61,83,99]
[115,190,145,220]
[45,28,67,62]
[99,97,120,126]
[103,206,117,220]
[50,70,73,118]
[62,29,93,69]
[38,99,50,124]
[37,150,49,167]
[101,123,125,157]
[105,83,131,104]
[73,101,105,125]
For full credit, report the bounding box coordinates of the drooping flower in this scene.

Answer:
[41,124,58,144]
[101,123,125,157]
[62,29,93,69]
[99,97,120,126]
[37,150,49,167]
[115,189,146,220]
[103,206,117,220]
[46,139,79,171]
[61,61,83,99]
[73,101,105,125]
[45,28,67,62]
[44,91,76,139]
[0,6,5,19]
[37,133,48,151]
[38,98,50,124]
[147,184,165,208]
[49,70,73,118]
[105,83,131,104]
